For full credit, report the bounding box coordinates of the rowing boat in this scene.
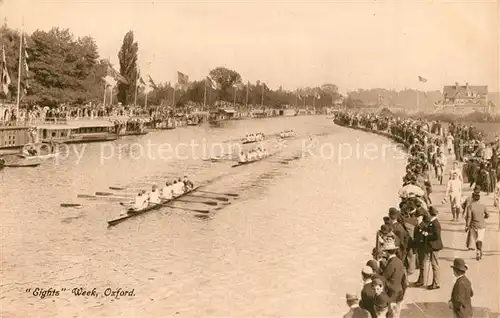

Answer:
[18,152,59,160]
[107,186,200,227]
[231,152,275,168]
[1,161,41,168]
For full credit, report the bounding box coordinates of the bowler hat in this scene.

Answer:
[389,208,400,218]
[451,258,468,272]
[429,206,438,216]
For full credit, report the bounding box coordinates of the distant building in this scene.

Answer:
[440,82,489,114]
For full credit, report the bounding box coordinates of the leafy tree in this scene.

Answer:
[208,67,242,101]
[117,30,138,105]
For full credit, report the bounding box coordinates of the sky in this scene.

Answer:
[0,0,499,93]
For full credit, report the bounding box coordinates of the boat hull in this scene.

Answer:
[18,152,59,160]
[107,186,200,226]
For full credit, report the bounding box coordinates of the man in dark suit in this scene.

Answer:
[388,208,410,263]
[359,266,376,318]
[449,258,473,317]
[412,209,429,287]
[381,239,405,318]
[422,206,443,290]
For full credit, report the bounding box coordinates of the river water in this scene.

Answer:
[0,116,408,317]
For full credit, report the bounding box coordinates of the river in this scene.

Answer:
[0,116,408,317]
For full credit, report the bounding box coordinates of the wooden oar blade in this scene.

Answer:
[96,192,113,196]
[60,203,81,207]
[109,186,125,190]
[203,201,218,206]
[193,209,210,214]
[77,194,95,198]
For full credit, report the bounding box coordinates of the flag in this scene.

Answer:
[177,71,189,85]
[1,45,11,95]
[23,36,29,72]
[135,71,146,87]
[148,75,157,89]
[206,76,216,89]
[107,63,128,84]
[103,75,117,88]
[418,76,427,83]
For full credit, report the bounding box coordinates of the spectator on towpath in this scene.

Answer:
[343,293,370,318]
[381,240,405,318]
[449,258,473,318]
[465,192,489,261]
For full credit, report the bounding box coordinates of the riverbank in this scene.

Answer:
[337,123,500,317]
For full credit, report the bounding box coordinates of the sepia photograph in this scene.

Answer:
[0,0,499,317]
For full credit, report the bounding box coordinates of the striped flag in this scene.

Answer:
[418,76,427,83]
[177,71,189,85]
[148,75,157,89]
[206,76,216,89]
[1,45,11,95]
[107,63,128,84]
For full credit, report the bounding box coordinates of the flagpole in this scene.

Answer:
[172,87,176,107]
[134,72,139,106]
[203,78,207,109]
[145,92,148,108]
[109,86,113,106]
[233,86,236,108]
[260,84,264,107]
[15,19,24,124]
[103,83,107,106]
[245,81,249,107]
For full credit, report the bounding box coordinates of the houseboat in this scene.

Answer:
[37,119,118,144]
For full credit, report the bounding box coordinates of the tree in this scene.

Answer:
[23,28,102,106]
[117,30,138,105]
[208,67,242,101]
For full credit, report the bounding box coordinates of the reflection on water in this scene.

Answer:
[0,116,406,317]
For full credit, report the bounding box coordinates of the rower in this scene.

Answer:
[172,180,184,197]
[149,185,161,204]
[134,190,148,210]
[183,176,194,190]
[161,181,173,200]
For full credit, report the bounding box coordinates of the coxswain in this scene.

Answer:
[183,176,194,190]
[149,185,161,204]
[239,151,246,163]
[134,190,148,210]
[161,181,173,200]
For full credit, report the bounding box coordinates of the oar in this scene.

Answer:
[165,205,210,213]
[109,186,126,190]
[185,194,229,201]
[96,191,115,196]
[60,203,82,207]
[77,194,96,198]
[175,199,218,206]
[197,190,239,197]
[120,202,210,214]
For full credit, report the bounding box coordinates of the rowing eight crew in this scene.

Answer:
[238,146,269,163]
[243,133,265,142]
[133,176,194,210]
